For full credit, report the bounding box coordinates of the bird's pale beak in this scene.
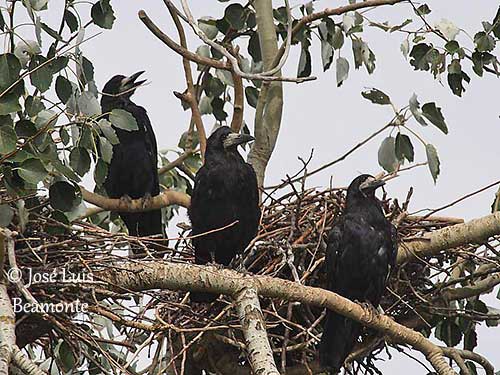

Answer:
[120,71,146,93]
[223,133,255,149]
[359,177,385,192]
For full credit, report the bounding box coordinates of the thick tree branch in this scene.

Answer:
[80,187,190,212]
[441,347,494,375]
[442,272,500,301]
[0,284,15,375]
[97,262,455,374]
[248,0,284,189]
[398,211,500,264]
[236,287,279,375]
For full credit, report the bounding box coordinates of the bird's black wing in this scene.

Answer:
[325,223,342,290]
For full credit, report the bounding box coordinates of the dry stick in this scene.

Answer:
[265,124,392,190]
[419,179,500,219]
[165,1,207,160]
[138,10,227,70]
[235,287,280,375]
[230,66,244,133]
[80,187,190,212]
[98,262,456,375]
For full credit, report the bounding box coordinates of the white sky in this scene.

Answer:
[13,0,500,373]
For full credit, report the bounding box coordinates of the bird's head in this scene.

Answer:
[101,71,146,108]
[206,126,254,154]
[347,174,385,200]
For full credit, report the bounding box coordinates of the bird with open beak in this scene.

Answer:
[100,72,165,254]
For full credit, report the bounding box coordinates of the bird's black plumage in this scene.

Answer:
[188,126,260,302]
[319,174,397,372]
[101,72,163,240]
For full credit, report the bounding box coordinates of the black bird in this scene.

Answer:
[101,72,163,241]
[319,174,397,372]
[188,126,260,302]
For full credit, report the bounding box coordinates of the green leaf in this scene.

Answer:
[57,341,77,373]
[79,56,94,85]
[40,22,63,41]
[248,32,261,62]
[99,136,113,163]
[91,0,115,29]
[17,158,48,184]
[198,18,218,40]
[409,93,427,126]
[297,47,312,78]
[49,181,81,211]
[336,57,349,87]
[361,88,391,105]
[415,4,431,16]
[409,43,433,71]
[223,3,245,30]
[2,127,20,152]
[70,147,91,176]
[0,204,14,227]
[94,159,108,186]
[492,187,500,213]
[15,120,37,137]
[97,119,119,144]
[321,39,334,72]
[29,55,53,93]
[435,318,461,347]
[492,6,500,38]
[422,102,448,134]
[56,76,72,104]
[474,31,495,52]
[64,9,79,32]
[25,95,45,117]
[245,86,259,108]
[109,109,138,131]
[378,137,399,173]
[0,54,22,95]
[205,75,225,97]
[331,26,344,50]
[444,40,460,54]
[78,91,101,116]
[425,143,440,183]
[395,133,414,162]
[211,97,227,121]
[0,10,5,32]
[0,125,17,153]
[0,94,22,116]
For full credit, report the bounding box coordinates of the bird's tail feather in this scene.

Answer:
[319,311,361,373]
[121,210,166,257]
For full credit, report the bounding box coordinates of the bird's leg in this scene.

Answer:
[120,194,133,206]
[141,192,153,209]
[357,301,380,322]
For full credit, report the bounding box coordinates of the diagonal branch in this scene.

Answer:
[235,287,279,375]
[98,261,456,374]
[398,211,500,264]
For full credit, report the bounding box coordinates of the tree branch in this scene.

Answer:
[165,1,207,160]
[97,261,456,374]
[138,10,228,70]
[398,211,500,263]
[235,287,279,375]
[80,187,190,212]
[248,0,284,189]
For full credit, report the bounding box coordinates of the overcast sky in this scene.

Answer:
[15,0,500,373]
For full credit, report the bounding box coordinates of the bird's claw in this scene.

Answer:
[358,301,379,322]
[120,194,133,205]
[141,193,153,209]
